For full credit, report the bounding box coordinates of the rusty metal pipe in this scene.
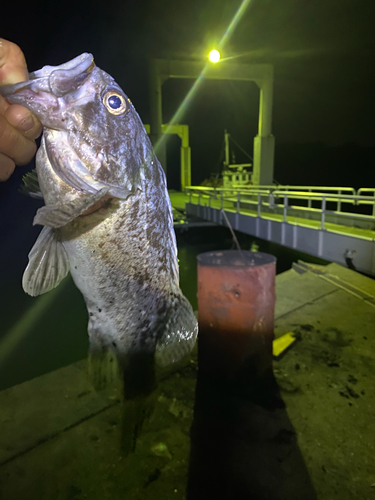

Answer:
[197,250,276,380]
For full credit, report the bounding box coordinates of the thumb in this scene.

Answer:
[0,38,28,85]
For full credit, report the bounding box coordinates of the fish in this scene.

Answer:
[0,53,198,452]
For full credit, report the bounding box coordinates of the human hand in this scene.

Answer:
[0,39,42,181]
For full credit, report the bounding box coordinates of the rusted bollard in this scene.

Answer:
[197,250,276,380]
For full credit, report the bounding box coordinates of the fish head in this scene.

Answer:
[0,53,96,128]
[0,53,154,195]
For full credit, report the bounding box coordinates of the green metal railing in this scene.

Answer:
[185,185,375,232]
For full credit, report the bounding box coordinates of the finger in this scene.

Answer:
[0,94,10,115]
[0,39,28,85]
[0,153,16,181]
[5,104,42,140]
[0,115,37,165]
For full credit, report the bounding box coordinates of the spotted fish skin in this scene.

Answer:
[0,54,198,447]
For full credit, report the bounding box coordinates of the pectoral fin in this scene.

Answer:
[21,169,44,199]
[33,188,109,227]
[22,226,70,296]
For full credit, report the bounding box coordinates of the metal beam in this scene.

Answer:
[149,58,275,188]
[148,60,166,173]
[144,123,191,189]
[154,59,272,84]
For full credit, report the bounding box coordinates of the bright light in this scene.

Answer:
[208,50,221,63]
[154,0,253,153]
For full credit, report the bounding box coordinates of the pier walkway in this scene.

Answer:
[183,186,375,276]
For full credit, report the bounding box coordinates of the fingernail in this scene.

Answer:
[19,116,35,132]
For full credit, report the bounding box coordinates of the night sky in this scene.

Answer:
[2,0,375,187]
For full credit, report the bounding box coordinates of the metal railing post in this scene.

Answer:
[257,193,262,217]
[237,190,240,213]
[283,194,288,222]
[269,192,275,209]
[321,197,326,229]
[308,188,312,209]
[338,190,342,212]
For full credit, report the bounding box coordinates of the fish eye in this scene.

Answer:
[103,91,128,115]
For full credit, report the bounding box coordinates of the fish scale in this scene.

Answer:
[0,52,198,453]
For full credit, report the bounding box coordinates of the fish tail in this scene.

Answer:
[120,351,157,454]
[120,390,157,454]
[88,348,121,391]
[88,342,157,453]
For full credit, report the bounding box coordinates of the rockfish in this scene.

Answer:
[0,53,198,451]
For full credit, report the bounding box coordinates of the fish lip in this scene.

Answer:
[0,81,60,112]
[0,53,95,100]
[29,53,94,80]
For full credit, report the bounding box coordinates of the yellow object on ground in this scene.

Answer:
[273,332,296,357]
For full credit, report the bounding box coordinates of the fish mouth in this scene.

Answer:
[0,53,95,112]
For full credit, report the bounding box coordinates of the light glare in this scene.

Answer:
[209,50,221,63]
[154,0,253,154]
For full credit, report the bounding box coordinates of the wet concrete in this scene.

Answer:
[0,262,374,499]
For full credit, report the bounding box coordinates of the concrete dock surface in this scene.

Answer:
[0,262,374,500]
